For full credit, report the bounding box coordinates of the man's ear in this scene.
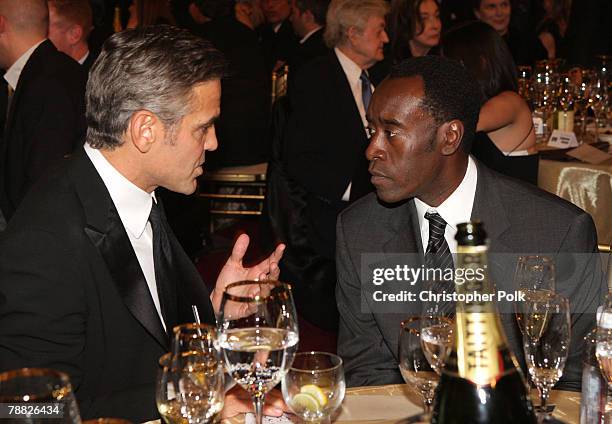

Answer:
[128,110,161,153]
[67,24,83,45]
[438,120,464,155]
[0,15,7,35]
[347,25,360,45]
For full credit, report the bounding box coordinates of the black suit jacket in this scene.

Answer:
[0,150,215,422]
[260,20,299,72]
[289,28,329,78]
[336,161,606,391]
[0,40,86,220]
[199,16,271,168]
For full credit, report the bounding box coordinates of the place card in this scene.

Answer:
[548,130,579,148]
[567,143,612,164]
[533,116,544,136]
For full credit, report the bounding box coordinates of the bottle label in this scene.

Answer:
[455,246,506,385]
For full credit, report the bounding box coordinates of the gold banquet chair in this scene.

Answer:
[198,163,268,233]
[271,65,289,106]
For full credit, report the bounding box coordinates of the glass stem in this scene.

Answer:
[253,395,265,424]
[539,385,550,411]
[423,397,433,413]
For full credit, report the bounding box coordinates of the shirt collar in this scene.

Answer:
[334,47,363,85]
[414,155,478,236]
[78,50,90,65]
[3,39,45,90]
[300,26,322,44]
[84,143,156,238]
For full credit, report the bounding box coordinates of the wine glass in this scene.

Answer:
[218,280,299,424]
[156,323,225,424]
[281,352,345,423]
[0,368,82,423]
[596,294,612,388]
[588,77,609,131]
[522,293,571,421]
[398,317,439,415]
[513,255,555,337]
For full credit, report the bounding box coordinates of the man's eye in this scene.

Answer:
[385,129,398,138]
[366,127,376,138]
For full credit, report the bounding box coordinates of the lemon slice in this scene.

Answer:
[291,392,321,413]
[300,384,328,407]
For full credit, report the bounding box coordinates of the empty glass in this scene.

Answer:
[522,293,571,421]
[398,318,439,414]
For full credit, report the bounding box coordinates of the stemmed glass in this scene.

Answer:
[522,293,571,422]
[218,280,299,424]
[588,77,609,131]
[156,323,225,424]
[0,368,82,424]
[513,255,555,337]
[398,318,439,415]
[282,352,345,423]
[596,294,612,395]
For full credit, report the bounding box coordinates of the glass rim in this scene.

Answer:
[172,322,217,336]
[0,368,72,402]
[290,351,343,373]
[222,280,292,303]
[0,367,70,383]
[400,316,453,335]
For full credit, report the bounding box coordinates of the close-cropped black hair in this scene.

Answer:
[440,20,518,100]
[389,55,483,152]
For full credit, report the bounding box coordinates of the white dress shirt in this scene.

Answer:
[84,144,166,329]
[334,47,373,201]
[414,156,478,253]
[4,39,45,91]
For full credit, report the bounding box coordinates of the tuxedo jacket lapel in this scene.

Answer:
[74,151,169,349]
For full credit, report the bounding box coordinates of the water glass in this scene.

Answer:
[218,280,299,424]
[282,352,345,423]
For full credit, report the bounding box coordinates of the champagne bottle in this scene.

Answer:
[431,222,537,424]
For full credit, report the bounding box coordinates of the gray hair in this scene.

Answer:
[324,0,389,48]
[86,25,226,149]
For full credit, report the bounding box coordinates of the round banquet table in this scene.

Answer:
[220,384,581,424]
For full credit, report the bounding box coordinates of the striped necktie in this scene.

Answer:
[360,70,372,111]
[424,211,455,316]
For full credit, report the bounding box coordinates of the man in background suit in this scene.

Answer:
[0,0,86,222]
[283,0,389,331]
[288,0,330,75]
[336,56,605,390]
[47,0,96,73]
[260,0,299,71]
[0,26,285,421]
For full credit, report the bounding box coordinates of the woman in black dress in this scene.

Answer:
[441,21,538,184]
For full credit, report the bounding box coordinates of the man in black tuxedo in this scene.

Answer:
[47,0,97,74]
[0,0,87,222]
[336,56,605,389]
[282,0,389,330]
[288,0,330,75]
[0,26,285,422]
[260,0,299,71]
